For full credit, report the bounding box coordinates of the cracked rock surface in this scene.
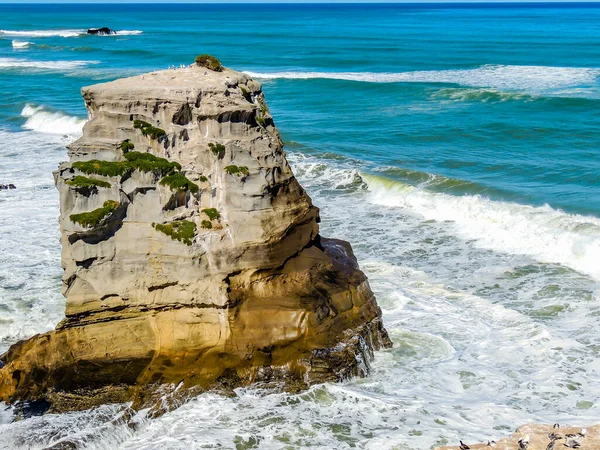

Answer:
[0,64,391,411]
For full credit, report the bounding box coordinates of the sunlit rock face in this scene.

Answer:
[0,64,391,411]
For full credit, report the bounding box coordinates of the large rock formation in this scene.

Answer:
[0,62,391,410]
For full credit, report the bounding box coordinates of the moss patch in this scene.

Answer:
[199,175,208,183]
[159,173,199,193]
[202,208,220,220]
[133,120,166,140]
[66,176,111,189]
[200,220,212,229]
[70,200,119,228]
[225,165,249,176]
[152,220,196,245]
[208,143,225,158]
[124,152,181,175]
[195,54,223,72]
[120,140,135,153]
[73,152,180,178]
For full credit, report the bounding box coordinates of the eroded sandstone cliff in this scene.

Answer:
[0,62,391,410]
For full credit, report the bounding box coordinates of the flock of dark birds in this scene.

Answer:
[459,424,588,449]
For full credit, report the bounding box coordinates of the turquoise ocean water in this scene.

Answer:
[0,3,599,449]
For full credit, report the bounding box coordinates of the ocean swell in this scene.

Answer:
[0,29,142,37]
[21,104,85,135]
[246,64,600,98]
[363,173,600,281]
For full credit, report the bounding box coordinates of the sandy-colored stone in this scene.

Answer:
[438,423,599,450]
[0,63,391,410]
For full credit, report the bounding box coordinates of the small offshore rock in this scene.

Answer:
[87,27,116,35]
[0,184,16,190]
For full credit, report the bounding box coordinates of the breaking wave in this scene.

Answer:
[363,173,600,280]
[0,58,97,72]
[21,104,85,135]
[11,40,31,49]
[0,29,143,37]
[246,64,600,97]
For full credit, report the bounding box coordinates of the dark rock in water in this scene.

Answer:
[0,184,16,190]
[87,27,116,36]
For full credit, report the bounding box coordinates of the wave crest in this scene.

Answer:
[245,65,600,98]
[21,104,85,135]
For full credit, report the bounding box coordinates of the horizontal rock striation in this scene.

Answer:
[0,63,391,410]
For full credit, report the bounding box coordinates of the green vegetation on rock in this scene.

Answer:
[202,208,220,220]
[194,54,223,72]
[160,173,199,193]
[133,120,166,140]
[208,143,225,158]
[199,175,208,183]
[120,140,135,152]
[225,165,249,176]
[73,152,181,178]
[200,220,212,229]
[70,200,120,228]
[152,220,196,245]
[66,176,111,189]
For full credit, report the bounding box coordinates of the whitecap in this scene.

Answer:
[21,104,85,135]
[11,40,31,49]
[0,29,85,38]
[245,64,600,98]
[0,58,97,72]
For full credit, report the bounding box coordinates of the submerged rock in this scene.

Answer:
[87,27,116,36]
[0,61,391,411]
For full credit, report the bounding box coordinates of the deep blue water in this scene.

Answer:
[1,3,600,215]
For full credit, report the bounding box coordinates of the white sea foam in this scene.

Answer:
[11,40,31,49]
[0,29,84,38]
[0,29,142,38]
[0,57,97,72]
[246,64,600,96]
[115,30,143,35]
[21,104,85,135]
[363,173,600,280]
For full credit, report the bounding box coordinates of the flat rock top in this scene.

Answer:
[83,65,251,95]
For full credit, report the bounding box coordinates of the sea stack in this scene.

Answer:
[0,59,391,410]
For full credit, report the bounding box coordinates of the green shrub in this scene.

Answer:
[133,119,166,140]
[153,220,196,245]
[225,165,249,176]
[200,220,212,229]
[199,175,208,183]
[66,176,111,189]
[70,200,119,228]
[208,143,225,158]
[160,173,199,193]
[256,115,266,127]
[202,208,220,220]
[194,54,223,72]
[120,140,135,152]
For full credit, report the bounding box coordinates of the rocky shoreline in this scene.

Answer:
[438,424,598,450]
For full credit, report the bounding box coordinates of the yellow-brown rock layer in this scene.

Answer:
[0,63,391,410]
[437,424,598,450]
